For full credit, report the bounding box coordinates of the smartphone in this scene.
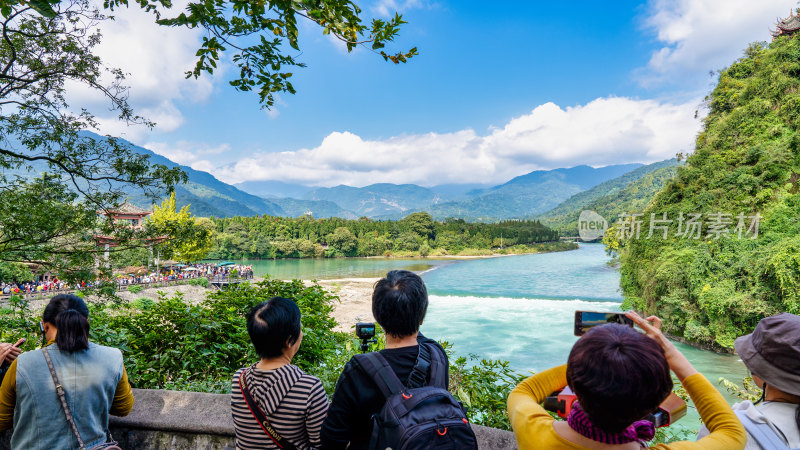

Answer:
[574,311,633,336]
[13,338,25,348]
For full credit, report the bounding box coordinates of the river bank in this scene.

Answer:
[314,278,379,332]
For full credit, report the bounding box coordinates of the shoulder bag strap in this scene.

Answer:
[42,346,86,450]
[353,352,406,399]
[426,343,448,388]
[735,409,791,450]
[238,368,298,450]
[406,344,431,389]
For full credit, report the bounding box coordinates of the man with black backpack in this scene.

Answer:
[320,270,477,450]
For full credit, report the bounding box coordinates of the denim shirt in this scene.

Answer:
[11,343,124,449]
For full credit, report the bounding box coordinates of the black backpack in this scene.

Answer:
[353,343,478,450]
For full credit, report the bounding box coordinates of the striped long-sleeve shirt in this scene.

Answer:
[231,364,329,450]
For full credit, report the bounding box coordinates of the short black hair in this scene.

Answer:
[372,270,428,338]
[567,324,673,432]
[42,294,90,353]
[246,297,302,359]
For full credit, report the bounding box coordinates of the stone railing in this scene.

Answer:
[2,389,518,449]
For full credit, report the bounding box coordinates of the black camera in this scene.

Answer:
[544,388,686,427]
[356,322,377,353]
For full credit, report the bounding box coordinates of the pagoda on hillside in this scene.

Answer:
[773,10,800,39]
[101,201,151,229]
[94,201,152,247]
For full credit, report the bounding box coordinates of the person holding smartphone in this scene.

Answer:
[0,339,24,384]
[507,311,746,449]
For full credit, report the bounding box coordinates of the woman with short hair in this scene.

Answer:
[0,294,134,448]
[508,311,746,449]
[231,296,329,449]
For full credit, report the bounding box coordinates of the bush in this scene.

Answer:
[185,277,209,288]
[89,280,344,390]
[449,353,527,430]
[132,297,155,310]
[419,243,431,257]
[127,285,143,294]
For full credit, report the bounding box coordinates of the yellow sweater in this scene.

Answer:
[0,341,134,431]
[507,364,746,450]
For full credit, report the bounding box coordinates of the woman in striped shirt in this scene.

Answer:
[231,296,329,449]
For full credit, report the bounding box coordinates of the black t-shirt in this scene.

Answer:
[320,336,448,450]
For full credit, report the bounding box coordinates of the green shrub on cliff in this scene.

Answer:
[614,36,800,350]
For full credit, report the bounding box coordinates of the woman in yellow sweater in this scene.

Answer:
[508,311,746,449]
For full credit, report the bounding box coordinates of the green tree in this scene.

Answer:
[0,261,33,283]
[327,227,357,256]
[394,231,422,251]
[0,0,414,278]
[403,212,435,240]
[146,193,214,263]
[0,0,185,278]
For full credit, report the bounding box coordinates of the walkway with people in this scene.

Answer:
[0,263,254,302]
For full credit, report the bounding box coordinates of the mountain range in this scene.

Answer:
[534,159,681,233]
[83,133,678,224]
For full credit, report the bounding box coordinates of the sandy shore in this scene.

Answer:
[312,278,378,332]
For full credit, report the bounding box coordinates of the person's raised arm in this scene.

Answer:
[625,311,745,450]
[625,312,697,381]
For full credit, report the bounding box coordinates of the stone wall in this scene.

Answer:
[2,388,518,449]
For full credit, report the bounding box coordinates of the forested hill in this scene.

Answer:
[89,132,286,217]
[614,37,800,350]
[425,163,643,221]
[537,159,681,234]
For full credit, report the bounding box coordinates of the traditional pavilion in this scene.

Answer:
[773,10,800,39]
[93,202,169,268]
[103,201,151,229]
[94,202,152,249]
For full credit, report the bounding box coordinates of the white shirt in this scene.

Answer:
[698,400,800,449]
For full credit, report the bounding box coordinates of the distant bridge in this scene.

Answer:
[208,274,253,288]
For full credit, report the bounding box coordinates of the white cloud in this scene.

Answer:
[145,140,230,172]
[205,96,701,186]
[66,2,219,141]
[639,0,796,86]
[372,0,431,17]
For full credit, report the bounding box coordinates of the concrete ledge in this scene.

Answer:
[110,389,235,436]
[3,388,519,449]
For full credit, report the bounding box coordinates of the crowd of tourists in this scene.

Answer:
[0,270,797,449]
[1,279,72,296]
[114,263,254,286]
[1,263,255,300]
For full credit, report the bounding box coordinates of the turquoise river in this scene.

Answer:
[236,243,750,430]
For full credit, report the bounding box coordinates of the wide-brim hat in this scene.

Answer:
[734,313,800,397]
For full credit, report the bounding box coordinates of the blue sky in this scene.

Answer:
[82,0,797,187]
